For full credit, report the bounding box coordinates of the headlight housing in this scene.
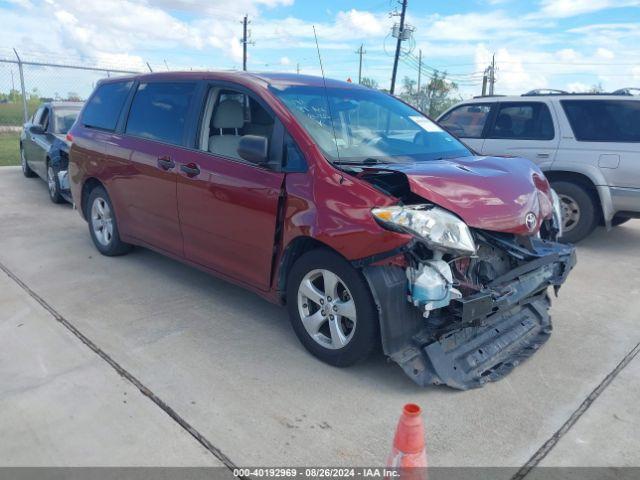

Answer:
[372,205,476,255]
[550,188,563,238]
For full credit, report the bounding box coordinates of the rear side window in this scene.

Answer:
[125,82,196,146]
[439,104,491,138]
[488,102,554,140]
[562,100,640,142]
[82,81,133,131]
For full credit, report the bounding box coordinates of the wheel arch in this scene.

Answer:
[80,177,105,220]
[544,170,604,221]
[276,236,347,304]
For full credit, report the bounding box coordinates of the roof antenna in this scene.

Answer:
[313,25,341,162]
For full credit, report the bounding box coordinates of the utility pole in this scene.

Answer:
[416,49,422,91]
[389,0,408,95]
[355,44,366,84]
[13,49,27,123]
[481,70,488,96]
[488,54,496,95]
[296,63,300,74]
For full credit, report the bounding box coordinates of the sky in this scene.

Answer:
[0,0,639,99]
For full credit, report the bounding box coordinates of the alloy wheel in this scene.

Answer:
[297,269,357,349]
[91,197,114,247]
[47,166,57,197]
[20,149,27,173]
[559,194,581,233]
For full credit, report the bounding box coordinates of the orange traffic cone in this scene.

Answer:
[387,403,428,471]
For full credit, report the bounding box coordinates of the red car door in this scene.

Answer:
[177,86,285,290]
[110,81,198,256]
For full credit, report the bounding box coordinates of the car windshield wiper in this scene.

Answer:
[333,158,379,166]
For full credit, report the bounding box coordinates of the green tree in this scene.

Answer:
[360,77,379,89]
[399,71,461,118]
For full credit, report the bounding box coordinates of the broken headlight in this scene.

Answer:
[372,205,476,255]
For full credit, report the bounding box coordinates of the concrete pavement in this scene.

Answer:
[0,166,638,469]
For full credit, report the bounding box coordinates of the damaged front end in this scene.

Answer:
[362,208,575,390]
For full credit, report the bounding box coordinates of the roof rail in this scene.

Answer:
[612,88,640,96]
[523,89,569,96]
[472,94,506,99]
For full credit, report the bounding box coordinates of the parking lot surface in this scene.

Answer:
[0,166,638,469]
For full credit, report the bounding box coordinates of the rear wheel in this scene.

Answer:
[552,180,598,243]
[286,249,379,367]
[47,162,64,204]
[87,186,132,256]
[21,146,36,178]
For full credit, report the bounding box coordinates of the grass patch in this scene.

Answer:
[0,132,21,166]
[0,102,38,126]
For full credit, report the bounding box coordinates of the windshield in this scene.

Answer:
[53,108,81,134]
[271,85,471,164]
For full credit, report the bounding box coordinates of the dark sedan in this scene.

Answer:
[20,101,83,203]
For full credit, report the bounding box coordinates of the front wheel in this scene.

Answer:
[87,186,132,256]
[552,180,598,243]
[286,249,379,367]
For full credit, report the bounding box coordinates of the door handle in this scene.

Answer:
[536,153,550,159]
[180,162,200,177]
[157,156,175,170]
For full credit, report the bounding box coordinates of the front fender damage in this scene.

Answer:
[362,235,576,390]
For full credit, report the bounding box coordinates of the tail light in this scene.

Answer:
[66,132,74,142]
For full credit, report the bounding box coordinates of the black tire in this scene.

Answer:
[20,146,36,178]
[86,185,132,256]
[612,216,631,227]
[552,180,598,243]
[286,249,379,367]
[47,161,65,204]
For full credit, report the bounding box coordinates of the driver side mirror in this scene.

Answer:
[238,135,269,165]
[29,124,45,135]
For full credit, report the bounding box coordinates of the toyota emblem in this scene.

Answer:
[525,212,537,232]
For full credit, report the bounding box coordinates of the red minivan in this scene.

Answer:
[68,72,575,389]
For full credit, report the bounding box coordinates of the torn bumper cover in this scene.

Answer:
[363,236,576,390]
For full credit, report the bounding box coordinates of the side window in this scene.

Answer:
[125,82,196,146]
[82,81,133,131]
[561,100,640,142]
[32,106,44,125]
[201,87,274,161]
[488,102,554,140]
[39,107,50,130]
[439,104,491,138]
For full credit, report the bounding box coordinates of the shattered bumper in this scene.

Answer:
[363,238,576,390]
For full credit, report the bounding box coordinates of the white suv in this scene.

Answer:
[437,91,640,242]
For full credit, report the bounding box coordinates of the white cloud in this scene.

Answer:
[279,56,290,65]
[474,44,548,94]
[596,47,615,59]
[538,0,640,18]
[566,81,591,92]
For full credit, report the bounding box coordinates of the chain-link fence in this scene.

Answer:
[0,50,141,126]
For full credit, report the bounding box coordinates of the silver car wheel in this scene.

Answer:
[91,197,114,247]
[559,194,581,233]
[297,269,357,350]
[47,166,57,197]
[20,148,27,173]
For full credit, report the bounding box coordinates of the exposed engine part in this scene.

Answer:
[407,259,461,317]
[362,231,577,390]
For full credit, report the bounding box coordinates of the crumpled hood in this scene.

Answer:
[370,156,554,235]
